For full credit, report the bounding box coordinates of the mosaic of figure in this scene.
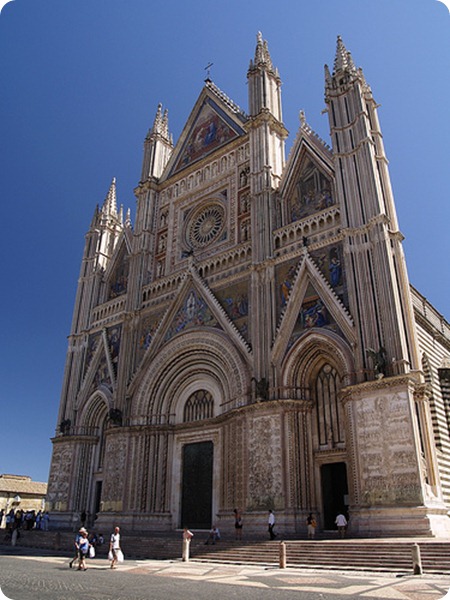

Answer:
[290,159,334,222]
[95,355,111,389]
[139,317,160,354]
[107,325,121,372]
[329,251,342,288]
[300,298,328,328]
[309,246,343,289]
[165,290,219,341]
[85,332,101,375]
[108,252,129,299]
[175,104,237,171]
[223,294,249,320]
[280,264,297,308]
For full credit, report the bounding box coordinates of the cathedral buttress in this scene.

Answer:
[325,36,420,379]
[58,179,124,427]
[247,33,288,386]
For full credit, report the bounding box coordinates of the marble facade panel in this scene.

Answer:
[353,389,422,506]
[247,414,283,510]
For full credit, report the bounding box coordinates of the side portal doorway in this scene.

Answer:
[320,462,349,530]
[181,441,213,529]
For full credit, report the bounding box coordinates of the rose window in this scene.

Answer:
[188,204,225,248]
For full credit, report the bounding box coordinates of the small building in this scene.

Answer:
[0,474,47,524]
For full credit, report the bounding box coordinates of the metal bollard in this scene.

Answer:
[412,543,423,575]
[182,538,190,562]
[279,541,287,568]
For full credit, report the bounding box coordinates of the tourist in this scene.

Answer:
[335,512,348,538]
[69,527,87,569]
[205,525,220,545]
[268,510,276,540]
[306,513,317,539]
[109,526,122,569]
[75,529,90,571]
[233,508,243,540]
[42,511,50,531]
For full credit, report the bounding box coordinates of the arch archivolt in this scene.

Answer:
[78,389,111,429]
[281,330,354,393]
[132,330,250,423]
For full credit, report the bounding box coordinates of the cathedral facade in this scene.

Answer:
[47,35,450,537]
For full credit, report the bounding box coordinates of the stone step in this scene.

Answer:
[7,530,450,573]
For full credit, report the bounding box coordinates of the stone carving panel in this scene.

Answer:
[354,391,422,505]
[101,433,129,511]
[47,441,74,511]
[247,414,283,509]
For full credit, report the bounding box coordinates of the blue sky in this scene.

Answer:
[0,0,449,484]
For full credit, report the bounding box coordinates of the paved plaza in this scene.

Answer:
[0,548,450,600]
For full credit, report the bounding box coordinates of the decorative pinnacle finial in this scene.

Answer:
[204,62,214,81]
[299,110,307,127]
[103,177,117,217]
[253,31,274,71]
[333,35,357,76]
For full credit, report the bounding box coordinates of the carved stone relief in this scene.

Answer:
[101,432,129,511]
[353,390,422,505]
[247,414,283,509]
[47,441,74,511]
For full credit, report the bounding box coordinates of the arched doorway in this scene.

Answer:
[180,441,214,529]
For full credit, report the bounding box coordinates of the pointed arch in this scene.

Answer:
[282,329,354,392]
[282,330,354,452]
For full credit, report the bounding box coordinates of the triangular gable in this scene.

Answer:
[78,328,120,402]
[130,263,252,391]
[272,251,354,363]
[103,235,131,301]
[280,120,334,198]
[279,123,335,224]
[165,87,247,178]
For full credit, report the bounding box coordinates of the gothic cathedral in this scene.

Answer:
[48,35,450,537]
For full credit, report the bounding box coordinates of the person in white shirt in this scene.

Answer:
[268,510,276,540]
[109,526,121,569]
[335,513,347,537]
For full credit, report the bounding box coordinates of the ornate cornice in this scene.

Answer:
[339,372,423,402]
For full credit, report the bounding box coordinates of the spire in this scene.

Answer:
[333,35,357,76]
[149,103,171,141]
[102,177,118,217]
[90,204,100,228]
[125,208,132,228]
[253,31,274,72]
[247,32,283,121]
[141,103,174,181]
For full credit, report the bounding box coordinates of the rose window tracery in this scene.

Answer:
[187,203,225,248]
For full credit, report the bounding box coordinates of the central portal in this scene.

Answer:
[181,441,213,529]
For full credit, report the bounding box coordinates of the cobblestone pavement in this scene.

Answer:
[0,552,449,600]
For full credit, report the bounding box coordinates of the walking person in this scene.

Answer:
[69,527,87,569]
[335,512,348,538]
[268,509,277,540]
[74,528,90,571]
[233,508,243,540]
[109,526,121,569]
[306,513,317,539]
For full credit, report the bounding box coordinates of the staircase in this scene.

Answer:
[193,539,450,574]
[6,530,450,574]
